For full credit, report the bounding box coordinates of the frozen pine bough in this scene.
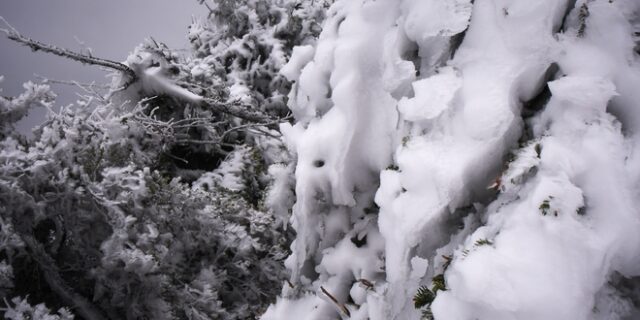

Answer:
[263,0,640,319]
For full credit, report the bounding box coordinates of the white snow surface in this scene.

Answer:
[263,0,640,319]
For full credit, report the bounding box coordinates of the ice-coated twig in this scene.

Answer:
[34,74,109,103]
[34,74,110,90]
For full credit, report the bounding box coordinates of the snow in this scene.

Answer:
[265,163,296,229]
[397,67,461,122]
[262,294,324,320]
[432,72,640,319]
[192,147,249,191]
[401,0,472,40]
[266,0,640,319]
[119,47,204,105]
[280,45,315,82]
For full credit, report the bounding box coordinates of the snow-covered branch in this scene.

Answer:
[203,98,280,123]
[0,17,137,88]
[19,233,108,320]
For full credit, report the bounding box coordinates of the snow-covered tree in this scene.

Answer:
[3,0,640,319]
[0,0,329,319]
[263,0,640,319]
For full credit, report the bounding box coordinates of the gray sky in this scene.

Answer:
[0,0,204,132]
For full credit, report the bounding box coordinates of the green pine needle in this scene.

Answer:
[414,286,435,309]
[474,238,493,247]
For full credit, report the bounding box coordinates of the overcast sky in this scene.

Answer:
[0,0,204,132]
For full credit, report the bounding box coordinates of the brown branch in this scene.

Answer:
[320,286,351,317]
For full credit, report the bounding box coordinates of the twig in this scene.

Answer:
[197,0,216,18]
[320,286,351,317]
[73,35,94,57]
[357,278,375,291]
[286,279,295,288]
[35,74,110,90]
[163,151,189,164]
[34,74,109,103]
[220,115,290,140]
[203,98,277,123]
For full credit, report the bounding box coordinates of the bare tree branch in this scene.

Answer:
[0,16,137,88]
[0,17,286,125]
[35,74,110,90]
[34,74,110,103]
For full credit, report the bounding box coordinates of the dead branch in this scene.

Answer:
[35,74,110,90]
[0,16,137,88]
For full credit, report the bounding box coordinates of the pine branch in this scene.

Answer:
[0,16,137,88]
[414,286,435,309]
